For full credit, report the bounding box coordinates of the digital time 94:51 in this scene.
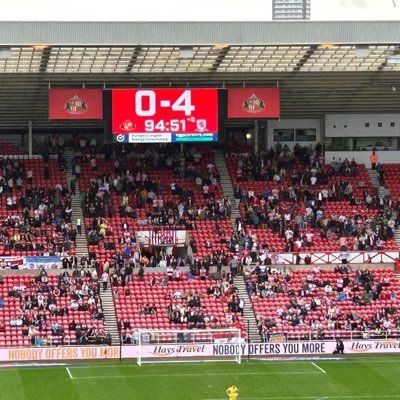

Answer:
[144,119,187,132]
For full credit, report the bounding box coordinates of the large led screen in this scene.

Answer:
[112,88,219,143]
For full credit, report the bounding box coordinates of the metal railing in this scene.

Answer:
[263,329,400,342]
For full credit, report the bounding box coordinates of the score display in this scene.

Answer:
[112,88,219,143]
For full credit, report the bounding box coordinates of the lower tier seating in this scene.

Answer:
[0,273,105,347]
[114,272,245,339]
[249,267,400,340]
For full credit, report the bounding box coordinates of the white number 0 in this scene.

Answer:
[135,90,156,116]
[136,90,195,117]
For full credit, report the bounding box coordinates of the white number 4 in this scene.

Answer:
[172,90,195,116]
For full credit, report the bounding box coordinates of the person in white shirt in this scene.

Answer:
[310,176,317,186]
[75,164,81,179]
[202,184,209,198]
[305,232,314,246]
[273,173,281,182]
[90,157,97,170]
[295,238,302,251]
[195,176,202,190]
[79,137,87,148]
[284,229,294,241]
[6,196,12,210]
[26,169,33,184]
[102,271,109,291]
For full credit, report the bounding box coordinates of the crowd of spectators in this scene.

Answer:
[78,145,236,265]
[231,144,398,255]
[115,264,246,343]
[0,157,76,255]
[81,146,225,217]
[244,263,400,340]
[8,269,109,345]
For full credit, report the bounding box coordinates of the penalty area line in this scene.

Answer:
[68,371,322,379]
[311,362,326,374]
[65,367,74,380]
[203,396,400,400]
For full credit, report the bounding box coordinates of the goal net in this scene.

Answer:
[136,328,243,366]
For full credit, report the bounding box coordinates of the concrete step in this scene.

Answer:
[98,276,121,345]
[232,275,262,343]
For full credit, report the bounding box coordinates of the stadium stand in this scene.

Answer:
[77,145,233,263]
[383,164,400,201]
[246,265,400,341]
[0,271,107,347]
[0,158,76,257]
[227,145,398,256]
[114,270,246,343]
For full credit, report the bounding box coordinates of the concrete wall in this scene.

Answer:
[326,114,400,138]
[325,150,400,166]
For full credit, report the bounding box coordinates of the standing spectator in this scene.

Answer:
[102,271,109,291]
[75,163,81,180]
[369,151,378,170]
[26,169,33,185]
[44,163,49,179]
[76,218,82,235]
[229,257,239,278]
[70,179,76,196]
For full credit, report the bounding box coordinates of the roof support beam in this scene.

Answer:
[126,46,142,72]
[209,46,230,72]
[39,46,52,73]
[293,45,318,72]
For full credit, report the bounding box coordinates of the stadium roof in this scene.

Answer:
[0,21,399,128]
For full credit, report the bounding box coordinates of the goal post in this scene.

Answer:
[136,328,243,366]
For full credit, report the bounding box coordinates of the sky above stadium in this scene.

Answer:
[1,0,399,21]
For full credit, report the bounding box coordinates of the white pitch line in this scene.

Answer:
[65,367,74,380]
[65,359,400,369]
[70,371,321,379]
[311,362,327,374]
[203,396,400,400]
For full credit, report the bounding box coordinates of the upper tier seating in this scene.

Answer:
[0,159,75,256]
[0,143,26,155]
[383,164,400,201]
[78,145,232,261]
[228,147,398,254]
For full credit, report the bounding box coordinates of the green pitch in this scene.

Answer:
[2,356,400,400]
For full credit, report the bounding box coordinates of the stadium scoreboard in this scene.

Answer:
[112,88,219,143]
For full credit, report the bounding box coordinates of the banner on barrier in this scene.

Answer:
[2,340,400,362]
[0,256,25,269]
[2,346,120,361]
[0,256,62,270]
[122,339,400,359]
[24,256,62,270]
[121,342,334,358]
